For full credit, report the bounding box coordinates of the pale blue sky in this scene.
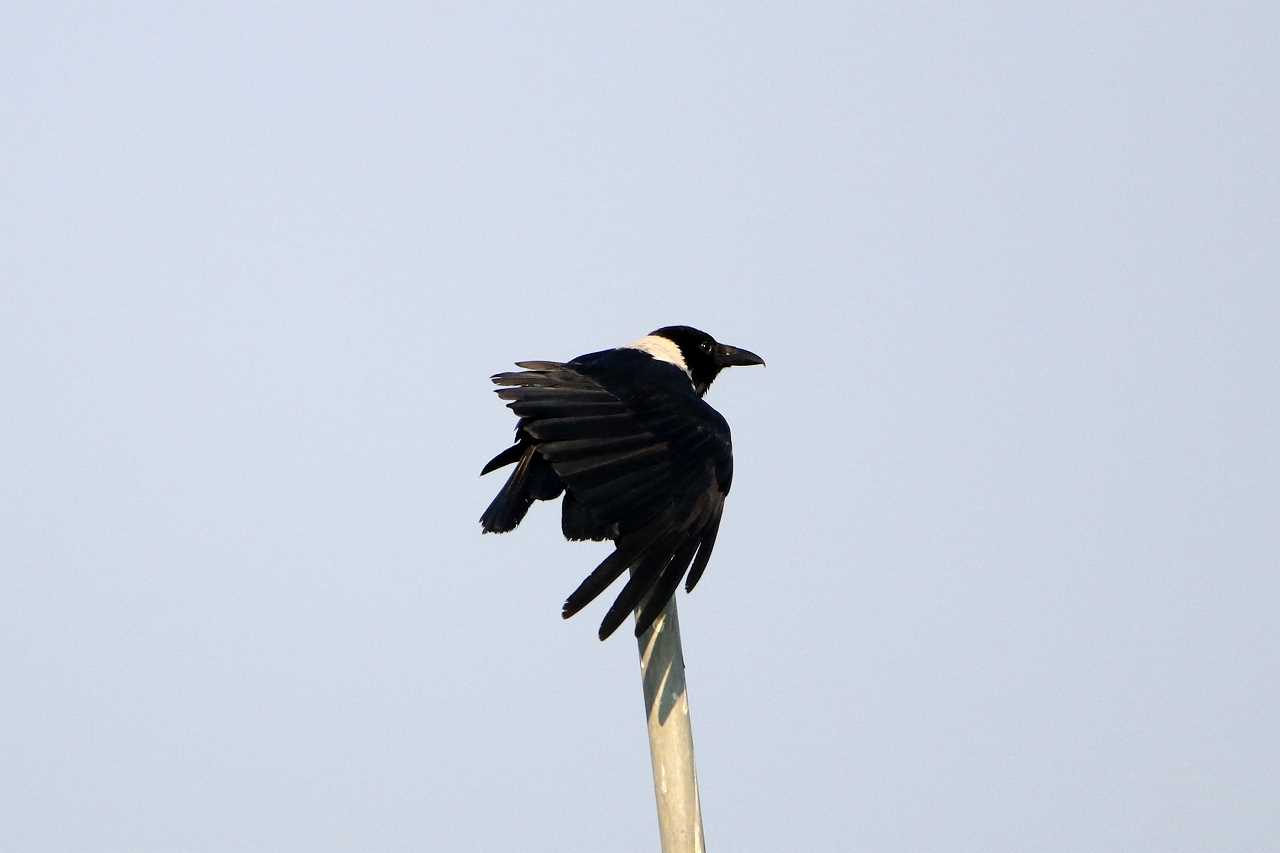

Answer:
[3,3,1277,851]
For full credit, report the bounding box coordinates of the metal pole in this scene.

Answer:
[635,591,706,853]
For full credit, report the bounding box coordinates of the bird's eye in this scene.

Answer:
[700,341,712,353]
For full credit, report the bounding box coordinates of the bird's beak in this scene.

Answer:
[715,343,766,368]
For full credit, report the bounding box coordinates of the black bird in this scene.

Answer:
[480,325,764,640]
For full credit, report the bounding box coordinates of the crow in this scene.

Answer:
[480,325,764,640]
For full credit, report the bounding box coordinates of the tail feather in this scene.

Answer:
[596,533,680,640]
[560,515,671,619]
[634,535,702,637]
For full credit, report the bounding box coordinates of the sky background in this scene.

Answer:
[3,3,1277,851]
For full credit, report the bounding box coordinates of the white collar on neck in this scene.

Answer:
[623,335,691,380]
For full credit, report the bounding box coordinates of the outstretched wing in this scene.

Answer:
[491,350,733,639]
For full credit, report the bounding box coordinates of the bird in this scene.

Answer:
[479,325,765,640]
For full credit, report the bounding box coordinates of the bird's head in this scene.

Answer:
[649,325,765,397]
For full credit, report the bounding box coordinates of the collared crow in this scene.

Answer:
[480,325,764,640]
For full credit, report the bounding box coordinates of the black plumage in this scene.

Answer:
[480,326,764,640]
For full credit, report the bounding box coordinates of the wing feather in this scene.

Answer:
[538,433,655,462]
[552,443,668,480]
[524,413,637,441]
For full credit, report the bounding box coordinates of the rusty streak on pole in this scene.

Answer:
[634,582,706,853]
